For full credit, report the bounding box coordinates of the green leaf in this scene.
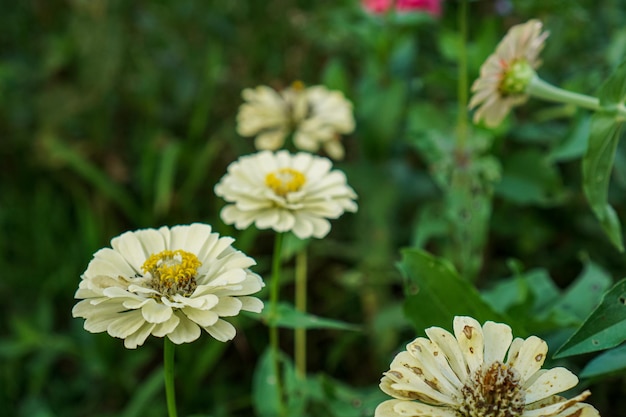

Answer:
[261,302,361,331]
[582,113,624,251]
[252,348,291,417]
[580,344,626,378]
[598,60,626,105]
[555,279,626,358]
[400,249,518,335]
[582,61,626,251]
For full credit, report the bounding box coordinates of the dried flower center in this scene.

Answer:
[459,361,525,417]
[142,249,201,296]
[500,60,535,95]
[265,168,306,196]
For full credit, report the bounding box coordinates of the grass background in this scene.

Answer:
[3,0,626,416]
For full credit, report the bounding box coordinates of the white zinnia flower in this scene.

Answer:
[236,82,355,160]
[469,19,549,127]
[376,316,600,417]
[214,150,358,239]
[72,223,264,349]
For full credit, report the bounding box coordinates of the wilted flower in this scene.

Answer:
[236,83,355,160]
[469,19,549,127]
[214,150,358,239]
[72,224,264,349]
[362,0,442,16]
[376,316,599,417]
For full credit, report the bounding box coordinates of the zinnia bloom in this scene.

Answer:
[362,0,442,16]
[376,316,599,417]
[469,20,549,127]
[214,150,358,239]
[72,224,264,349]
[236,83,355,160]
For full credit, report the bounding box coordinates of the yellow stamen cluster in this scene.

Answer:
[142,249,201,296]
[265,168,306,197]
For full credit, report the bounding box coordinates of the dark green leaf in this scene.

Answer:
[400,249,518,335]
[580,344,626,378]
[582,113,624,251]
[598,60,626,105]
[555,279,626,358]
[261,302,361,331]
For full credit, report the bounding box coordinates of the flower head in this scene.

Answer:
[376,316,599,417]
[72,223,264,349]
[214,150,358,239]
[236,83,355,160]
[469,19,549,127]
[362,0,442,16]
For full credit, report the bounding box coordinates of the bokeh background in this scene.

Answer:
[3,0,626,416]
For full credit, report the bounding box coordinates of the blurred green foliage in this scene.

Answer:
[3,0,626,416]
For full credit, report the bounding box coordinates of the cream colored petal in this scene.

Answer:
[85,248,136,278]
[453,316,484,374]
[207,269,247,287]
[375,399,402,417]
[509,335,547,382]
[523,391,592,417]
[182,307,219,327]
[506,337,524,364]
[524,367,579,404]
[107,311,146,339]
[323,140,345,160]
[254,130,288,151]
[392,400,461,417]
[110,231,148,273]
[482,321,513,364]
[406,339,462,398]
[141,299,173,324]
[152,314,181,337]
[133,228,166,258]
[212,296,243,316]
[546,402,600,417]
[166,313,201,344]
[239,296,264,313]
[380,365,457,406]
[124,321,156,349]
[204,319,236,342]
[425,326,468,382]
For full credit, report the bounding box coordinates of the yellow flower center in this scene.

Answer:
[142,249,201,296]
[459,361,525,417]
[265,168,306,196]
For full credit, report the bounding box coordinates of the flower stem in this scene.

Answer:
[164,337,179,417]
[269,232,286,417]
[294,248,308,379]
[456,0,469,150]
[526,76,601,111]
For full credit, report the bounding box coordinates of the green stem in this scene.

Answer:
[294,248,308,378]
[526,76,601,111]
[269,232,286,417]
[164,338,178,417]
[456,0,469,150]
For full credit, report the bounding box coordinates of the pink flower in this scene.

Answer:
[362,0,442,16]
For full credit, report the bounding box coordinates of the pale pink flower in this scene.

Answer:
[362,0,442,16]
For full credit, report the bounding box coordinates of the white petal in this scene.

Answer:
[482,321,513,364]
[212,297,243,316]
[204,319,236,342]
[425,326,468,382]
[525,367,579,404]
[523,391,593,417]
[124,322,156,349]
[183,307,219,327]
[152,314,181,337]
[166,313,201,344]
[453,316,484,374]
[106,311,146,338]
[392,400,461,417]
[509,335,547,382]
[141,300,173,324]
[239,296,264,313]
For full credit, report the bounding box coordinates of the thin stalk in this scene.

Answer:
[294,248,308,378]
[456,0,469,150]
[269,232,286,417]
[163,338,179,417]
[527,76,601,111]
